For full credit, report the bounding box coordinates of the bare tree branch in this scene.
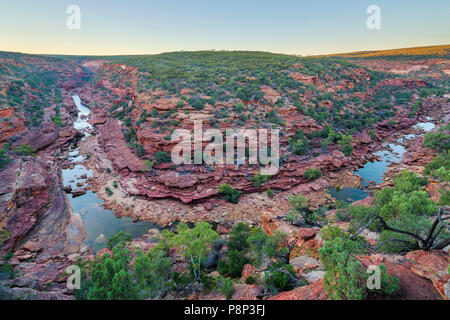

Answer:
[369,238,417,253]
[432,237,450,250]
[349,215,380,240]
[437,208,450,230]
[347,208,450,251]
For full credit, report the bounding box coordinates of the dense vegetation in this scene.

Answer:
[74,223,303,300]
[0,52,87,130]
[94,50,433,166]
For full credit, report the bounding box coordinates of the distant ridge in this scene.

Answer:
[314,44,450,58]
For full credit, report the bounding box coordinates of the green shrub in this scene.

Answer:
[319,237,367,300]
[218,184,242,204]
[105,187,114,196]
[218,223,250,277]
[335,209,352,222]
[0,147,11,168]
[51,114,62,128]
[221,278,234,300]
[425,154,450,181]
[155,151,170,164]
[371,264,400,297]
[302,168,322,181]
[14,144,36,156]
[287,193,318,225]
[0,229,10,246]
[88,239,138,300]
[143,159,155,171]
[423,131,449,153]
[290,135,309,155]
[165,222,218,277]
[251,172,270,187]
[350,170,448,253]
[342,144,353,156]
[133,248,173,298]
[218,250,249,278]
[134,144,145,157]
[263,263,296,294]
[438,188,450,205]
[319,226,348,242]
[245,276,257,284]
[337,134,353,146]
[107,231,131,249]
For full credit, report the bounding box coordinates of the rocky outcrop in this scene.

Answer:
[17,123,82,154]
[404,250,449,299]
[0,160,50,253]
[0,108,26,143]
[231,284,264,300]
[97,119,145,172]
[0,157,88,296]
[269,279,328,300]
[361,251,446,300]
[0,283,74,300]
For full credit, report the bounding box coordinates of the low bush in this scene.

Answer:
[218,184,242,204]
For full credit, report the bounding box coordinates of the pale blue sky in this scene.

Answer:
[0,0,449,55]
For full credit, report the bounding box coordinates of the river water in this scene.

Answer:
[329,119,435,202]
[63,95,155,252]
[63,95,437,248]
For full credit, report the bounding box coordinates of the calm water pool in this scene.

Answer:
[329,121,435,202]
[63,94,157,252]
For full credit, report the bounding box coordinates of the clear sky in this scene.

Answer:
[0,0,449,56]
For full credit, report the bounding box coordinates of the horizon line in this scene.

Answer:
[1,43,449,58]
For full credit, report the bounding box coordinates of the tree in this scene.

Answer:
[166,222,218,279]
[319,236,399,300]
[109,269,139,300]
[134,249,173,298]
[349,171,449,252]
[87,244,138,300]
[107,231,131,249]
[248,229,289,266]
[319,237,367,300]
[51,114,62,128]
[263,263,297,295]
[218,223,251,277]
[423,124,450,182]
[85,231,175,300]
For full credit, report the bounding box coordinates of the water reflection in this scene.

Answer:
[329,121,435,202]
[63,94,157,252]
